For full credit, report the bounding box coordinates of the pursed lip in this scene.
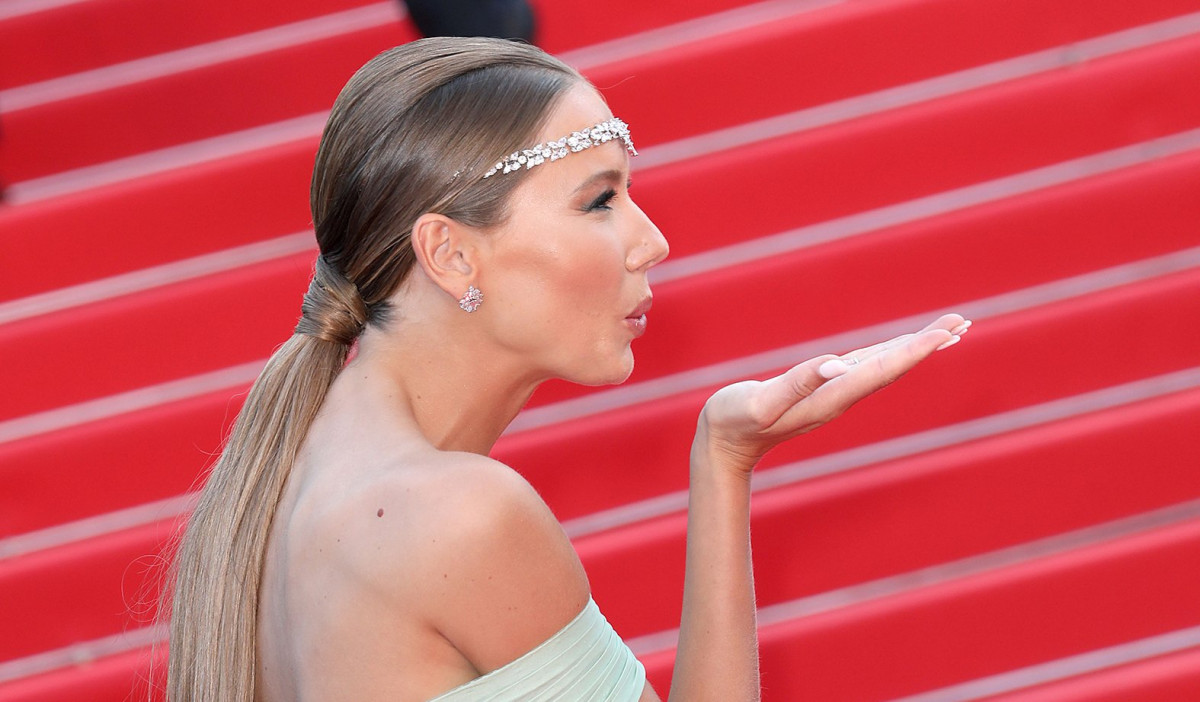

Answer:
[626,297,653,320]
[624,296,652,338]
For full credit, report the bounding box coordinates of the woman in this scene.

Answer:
[166,37,968,701]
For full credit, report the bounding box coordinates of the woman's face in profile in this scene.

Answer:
[476,83,669,387]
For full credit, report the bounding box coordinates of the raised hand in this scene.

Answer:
[697,314,971,470]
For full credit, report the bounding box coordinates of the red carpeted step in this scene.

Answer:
[639,514,1200,699]
[3,168,1199,535]
[0,23,414,184]
[0,519,174,663]
[0,521,163,664]
[0,646,161,702]
[0,385,236,539]
[581,386,1200,640]
[531,0,763,56]
[981,643,1200,701]
[0,137,319,303]
[0,0,379,90]
[5,22,1199,302]
[0,251,310,423]
[3,272,1197,659]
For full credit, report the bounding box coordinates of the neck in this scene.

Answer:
[340,312,542,456]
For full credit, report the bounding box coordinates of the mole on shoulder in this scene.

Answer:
[377,508,385,518]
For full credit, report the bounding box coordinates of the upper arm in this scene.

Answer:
[410,456,592,674]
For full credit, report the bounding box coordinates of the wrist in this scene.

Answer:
[691,416,760,484]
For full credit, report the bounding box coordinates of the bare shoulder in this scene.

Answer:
[329,451,591,673]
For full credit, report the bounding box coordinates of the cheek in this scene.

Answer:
[492,231,625,337]
[546,237,625,321]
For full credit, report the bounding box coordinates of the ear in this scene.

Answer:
[410,212,480,302]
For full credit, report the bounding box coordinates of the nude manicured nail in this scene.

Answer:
[936,335,961,351]
[818,359,850,379]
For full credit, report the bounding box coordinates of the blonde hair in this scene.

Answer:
[164,37,581,700]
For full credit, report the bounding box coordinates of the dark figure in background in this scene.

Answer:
[405,0,536,43]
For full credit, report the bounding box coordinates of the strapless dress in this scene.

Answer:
[429,597,645,701]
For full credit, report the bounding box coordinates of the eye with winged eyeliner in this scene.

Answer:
[584,188,617,212]
[576,171,633,212]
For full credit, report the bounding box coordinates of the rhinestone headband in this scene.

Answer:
[481,117,636,179]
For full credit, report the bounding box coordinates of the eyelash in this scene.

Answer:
[585,188,618,212]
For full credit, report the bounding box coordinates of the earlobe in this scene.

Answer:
[411,213,479,302]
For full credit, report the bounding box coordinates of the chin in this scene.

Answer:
[565,349,636,387]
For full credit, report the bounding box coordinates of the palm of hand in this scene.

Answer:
[700,314,968,469]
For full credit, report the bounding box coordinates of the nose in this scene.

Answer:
[625,201,670,272]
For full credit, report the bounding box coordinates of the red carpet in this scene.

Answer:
[2,0,1199,699]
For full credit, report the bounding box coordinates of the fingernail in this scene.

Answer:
[937,335,961,351]
[951,320,973,335]
[818,359,850,379]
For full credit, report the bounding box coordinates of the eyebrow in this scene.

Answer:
[572,168,631,194]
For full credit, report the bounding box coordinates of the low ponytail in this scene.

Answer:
[167,258,362,700]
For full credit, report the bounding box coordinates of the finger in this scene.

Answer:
[759,354,842,422]
[839,333,914,366]
[928,313,970,350]
[760,315,967,429]
[840,314,967,366]
[779,326,952,432]
[828,327,952,401]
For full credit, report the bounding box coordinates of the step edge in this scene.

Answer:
[558,0,843,72]
[0,0,92,22]
[892,624,1200,702]
[0,231,315,326]
[0,621,163,686]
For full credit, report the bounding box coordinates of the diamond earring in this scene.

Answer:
[458,285,483,313]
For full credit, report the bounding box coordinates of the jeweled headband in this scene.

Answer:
[481,117,636,179]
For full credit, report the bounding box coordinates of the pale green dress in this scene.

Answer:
[429,598,646,701]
